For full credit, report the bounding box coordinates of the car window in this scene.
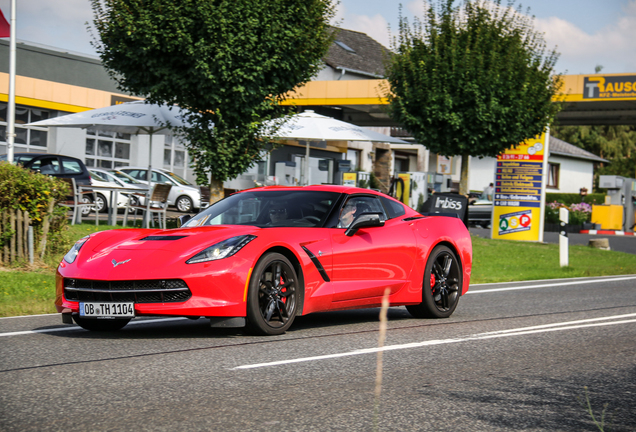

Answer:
[111,170,142,184]
[156,172,173,184]
[125,170,145,180]
[61,158,84,175]
[103,172,124,186]
[3,154,37,165]
[183,190,340,228]
[336,195,387,228]
[31,156,60,174]
[89,170,107,182]
[380,196,406,219]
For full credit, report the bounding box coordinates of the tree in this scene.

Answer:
[386,0,562,194]
[91,0,335,200]
[552,125,636,186]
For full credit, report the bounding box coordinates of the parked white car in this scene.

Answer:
[118,167,202,212]
[89,168,150,208]
[88,170,132,213]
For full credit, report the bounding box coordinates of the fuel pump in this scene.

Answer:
[598,175,636,232]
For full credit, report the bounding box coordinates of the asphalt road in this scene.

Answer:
[1,275,635,431]
[470,227,636,255]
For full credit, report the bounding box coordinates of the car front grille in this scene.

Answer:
[64,278,192,303]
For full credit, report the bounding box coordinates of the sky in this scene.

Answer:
[1,0,635,75]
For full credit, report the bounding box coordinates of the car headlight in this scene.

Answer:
[63,235,90,264]
[186,235,256,264]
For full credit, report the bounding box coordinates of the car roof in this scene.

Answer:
[240,184,388,196]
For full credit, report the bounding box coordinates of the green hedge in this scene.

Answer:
[0,162,71,260]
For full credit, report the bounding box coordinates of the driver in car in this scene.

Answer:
[268,202,288,225]
[337,201,358,228]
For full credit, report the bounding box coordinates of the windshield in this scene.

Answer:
[0,154,36,164]
[183,190,341,228]
[89,171,107,182]
[111,170,142,184]
[165,171,192,186]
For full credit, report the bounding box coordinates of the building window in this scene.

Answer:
[163,134,189,178]
[85,129,131,168]
[548,163,560,189]
[0,102,51,153]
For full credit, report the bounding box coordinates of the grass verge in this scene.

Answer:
[2,225,636,317]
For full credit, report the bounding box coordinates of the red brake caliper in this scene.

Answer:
[280,276,287,303]
[430,273,436,293]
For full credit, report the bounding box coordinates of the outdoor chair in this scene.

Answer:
[123,183,172,229]
[58,178,97,225]
[199,186,211,211]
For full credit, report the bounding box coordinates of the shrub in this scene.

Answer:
[0,162,70,262]
[544,200,592,225]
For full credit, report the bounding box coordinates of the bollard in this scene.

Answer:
[559,207,569,267]
[28,226,34,265]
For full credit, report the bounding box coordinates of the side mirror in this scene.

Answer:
[178,214,192,227]
[345,212,385,237]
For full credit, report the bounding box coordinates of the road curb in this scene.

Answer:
[580,230,636,236]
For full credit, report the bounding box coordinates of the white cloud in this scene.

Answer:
[332,3,392,48]
[535,1,636,74]
[0,0,97,54]
[347,13,390,47]
[406,0,427,17]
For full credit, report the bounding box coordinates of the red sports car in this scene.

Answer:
[56,185,472,335]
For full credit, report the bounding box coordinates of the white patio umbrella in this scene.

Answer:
[267,110,406,144]
[265,110,407,185]
[26,101,191,182]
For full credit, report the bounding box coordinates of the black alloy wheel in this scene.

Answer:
[247,253,299,335]
[406,245,462,318]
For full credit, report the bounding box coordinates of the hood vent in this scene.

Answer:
[140,235,187,241]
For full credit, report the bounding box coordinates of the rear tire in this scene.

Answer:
[246,253,299,335]
[95,193,108,213]
[72,315,131,331]
[406,245,462,318]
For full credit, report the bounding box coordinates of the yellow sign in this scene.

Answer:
[584,75,636,99]
[342,172,357,186]
[491,133,549,241]
[396,173,411,205]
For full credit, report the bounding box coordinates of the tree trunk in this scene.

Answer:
[459,153,470,196]
[209,177,224,204]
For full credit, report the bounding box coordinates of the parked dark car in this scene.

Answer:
[0,152,92,186]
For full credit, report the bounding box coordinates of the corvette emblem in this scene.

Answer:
[112,259,131,267]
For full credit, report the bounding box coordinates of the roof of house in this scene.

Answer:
[549,136,609,163]
[323,28,390,78]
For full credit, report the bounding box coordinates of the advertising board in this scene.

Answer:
[491,132,549,242]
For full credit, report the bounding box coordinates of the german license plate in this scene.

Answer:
[79,302,135,318]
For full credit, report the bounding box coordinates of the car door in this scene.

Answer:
[329,195,418,306]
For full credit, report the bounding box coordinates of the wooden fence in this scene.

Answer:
[0,201,55,265]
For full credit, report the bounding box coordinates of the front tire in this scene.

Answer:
[176,195,194,212]
[247,253,299,335]
[72,315,131,331]
[407,245,462,318]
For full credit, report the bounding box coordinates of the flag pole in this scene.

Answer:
[6,0,16,163]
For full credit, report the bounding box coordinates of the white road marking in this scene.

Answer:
[233,314,636,370]
[2,276,635,338]
[0,317,187,338]
[466,275,636,294]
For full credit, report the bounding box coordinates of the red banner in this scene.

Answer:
[0,9,9,38]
